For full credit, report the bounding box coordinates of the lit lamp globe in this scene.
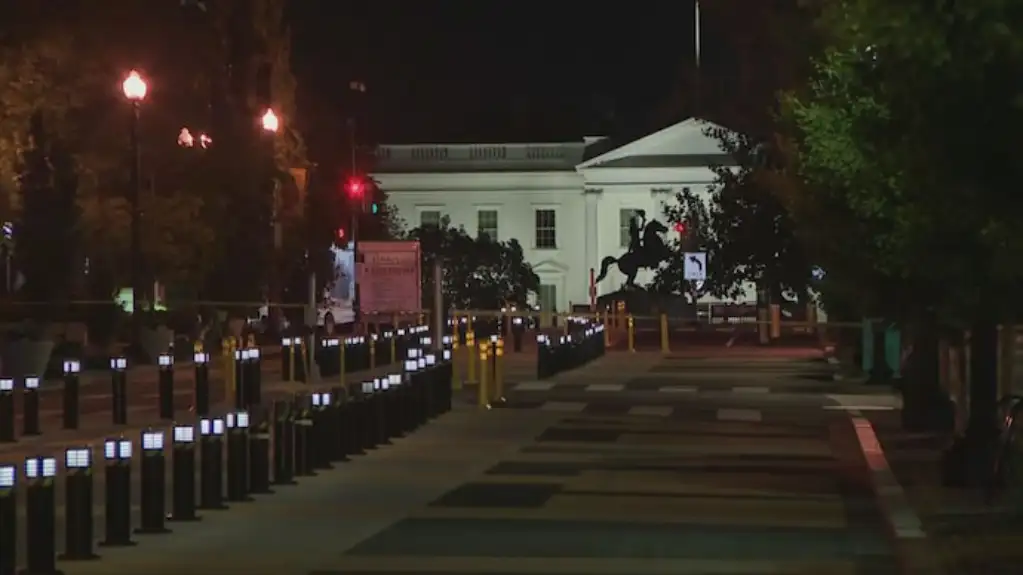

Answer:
[122,70,147,101]
[261,109,279,133]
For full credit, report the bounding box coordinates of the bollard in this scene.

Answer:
[281,337,294,383]
[369,334,377,369]
[0,464,14,575]
[627,315,635,352]
[60,447,98,560]
[169,425,200,521]
[536,335,550,380]
[248,408,273,494]
[272,400,297,485]
[62,359,82,430]
[233,348,247,409]
[193,351,211,416]
[338,338,347,385]
[340,390,365,457]
[328,386,350,462]
[372,378,391,446]
[110,357,128,425]
[22,376,41,436]
[512,317,524,352]
[0,378,12,443]
[23,456,59,574]
[136,430,171,534]
[225,411,253,502]
[357,381,377,451]
[99,438,135,546]
[478,341,490,407]
[198,418,228,510]
[310,393,333,470]
[157,353,175,420]
[250,347,263,405]
[293,397,315,477]
[660,313,669,354]
[493,337,505,406]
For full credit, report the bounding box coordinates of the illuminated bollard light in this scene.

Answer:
[293,396,316,478]
[197,418,228,511]
[328,386,351,462]
[158,353,175,420]
[60,447,99,561]
[99,438,135,546]
[22,376,41,436]
[271,400,297,486]
[0,378,13,443]
[0,464,15,575]
[136,430,171,534]
[248,407,273,495]
[193,351,211,416]
[169,425,200,522]
[225,411,253,503]
[310,393,333,470]
[110,357,129,425]
[62,359,81,430]
[23,456,59,573]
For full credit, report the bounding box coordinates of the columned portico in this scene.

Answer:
[371,118,755,310]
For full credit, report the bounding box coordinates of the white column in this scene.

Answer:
[584,189,601,298]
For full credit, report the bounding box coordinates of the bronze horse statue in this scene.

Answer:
[595,219,672,288]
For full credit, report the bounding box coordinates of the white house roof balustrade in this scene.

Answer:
[373,142,587,173]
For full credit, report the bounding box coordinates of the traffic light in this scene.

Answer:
[345,176,365,199]
[370,202,379,215]
[674,221,687,234]
[337,227,346,241]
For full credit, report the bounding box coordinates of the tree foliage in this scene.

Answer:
[407,219,539,310]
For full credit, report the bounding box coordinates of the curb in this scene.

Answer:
[848,409,946,575]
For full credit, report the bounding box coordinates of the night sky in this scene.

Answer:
[289,1,705,161]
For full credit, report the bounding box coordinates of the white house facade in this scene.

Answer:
[371,118,754,312]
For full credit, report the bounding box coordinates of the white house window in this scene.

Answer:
[619,208,641,248]
[420,210,441,228]
[537,284,557,312]
[535,209,556,249]
[477,210,498,240]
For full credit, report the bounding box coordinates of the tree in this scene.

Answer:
[408,219,539,310]
[15,112,80,304]
[649,188,719,301]
[784,0,1023,482]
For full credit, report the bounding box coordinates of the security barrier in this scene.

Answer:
[0,333,456,572]
[536,320,606,380]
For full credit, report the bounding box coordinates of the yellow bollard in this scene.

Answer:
[494,337,505,402]
[452,338,462,389]
[770,304,781,339]
[287,337,296,383]
[223,336,236,402]
[602,311,611,347]
[660,313,670,354]
[627,315,635,353]
[339,337,347,390]
[562,315,569,336]
[478,341,490,408]
[369,336,377,369]
[466,331,477,384]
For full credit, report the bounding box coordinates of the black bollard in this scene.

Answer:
[247,348,263,406]
[373,378,392,446]
[193,351,211,416]
[22,376,41,437]
[59,447,99,561]
[248,408,273,495]
[0,464,14,575]
[233,349,247,409]
[168,425,200,521]
[225,411,253,502]
[99,438,135,547]
[0,378,12,443]
[271,400,297,485]
[310,393,333,470]
[136,430,171,534]
[23,456,59,575]
[157,353,175,420]
[328,386,350,462]
[198,418,228,510]
[357,381,378,451]
[293,398,316,477]
[110,357,128,426]
[62,359,81,430]
[512,317,524,352]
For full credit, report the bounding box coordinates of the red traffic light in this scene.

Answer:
[674,221,687,234]
[337,228,346,240]
[345,176,365,198]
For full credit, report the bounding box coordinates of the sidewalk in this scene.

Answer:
[866,409,1023,573]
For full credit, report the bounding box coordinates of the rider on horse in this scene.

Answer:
[627,209,647,254]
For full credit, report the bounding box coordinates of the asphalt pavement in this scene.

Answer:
[22,346,913,575]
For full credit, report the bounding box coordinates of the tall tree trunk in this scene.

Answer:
[901,315,953,433]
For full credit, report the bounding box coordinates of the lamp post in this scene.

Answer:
[122,70,147,348]
[261,109,282,329]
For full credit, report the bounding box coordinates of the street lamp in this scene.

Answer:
[261,109,279,133]
[261,108,283,329]
[122,70,147,349]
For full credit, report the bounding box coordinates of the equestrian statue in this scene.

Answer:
[595,209,673,289]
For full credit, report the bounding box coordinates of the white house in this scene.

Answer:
[372,118,755,312]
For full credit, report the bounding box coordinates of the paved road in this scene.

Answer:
[38,348,901,575]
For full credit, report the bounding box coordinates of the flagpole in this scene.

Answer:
[693,0,701,117]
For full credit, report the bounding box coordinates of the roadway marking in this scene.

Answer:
[658,386,698,393]
[540,401,587,413]
[716,408,762,422]
[585,383,624,392]
[628,405,673,417]
[514,382,555,391]
[731,386,770,394]
[823,405,896,411]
